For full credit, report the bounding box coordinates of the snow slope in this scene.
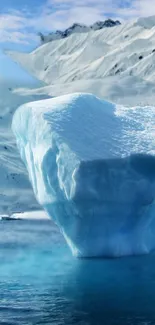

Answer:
[12,93,155,257]
[0,76,50,214]
[7,16,155,106]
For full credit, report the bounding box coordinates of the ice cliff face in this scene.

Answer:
[12,93,155,257]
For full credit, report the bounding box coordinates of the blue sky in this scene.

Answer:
[0,0,154,80]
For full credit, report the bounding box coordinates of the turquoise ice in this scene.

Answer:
[12,93,155,257]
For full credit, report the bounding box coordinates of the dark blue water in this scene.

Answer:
[0,219,155,325]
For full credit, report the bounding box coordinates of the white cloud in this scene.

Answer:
[1,0,155,44]
[0,14,24,30]
[0,12,36,44]
[31,6,106,31]
[0,30,37,44]
[132,0,155,17]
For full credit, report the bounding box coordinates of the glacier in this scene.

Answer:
[12,93,155,257]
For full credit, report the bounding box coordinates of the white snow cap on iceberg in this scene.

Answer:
[12,93,155,257]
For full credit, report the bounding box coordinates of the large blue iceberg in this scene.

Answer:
[12,93,155,257]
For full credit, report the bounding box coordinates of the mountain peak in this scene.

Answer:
[39,19,121,44]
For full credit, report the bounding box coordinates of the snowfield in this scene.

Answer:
[7,15,155,106]
[12,93,155,257]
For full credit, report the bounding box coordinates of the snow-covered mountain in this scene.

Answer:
[7,15,155,106]
[38,19,121,43]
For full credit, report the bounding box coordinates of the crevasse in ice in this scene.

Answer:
[12,93,155,257]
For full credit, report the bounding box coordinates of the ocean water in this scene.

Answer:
[0,219,155,325]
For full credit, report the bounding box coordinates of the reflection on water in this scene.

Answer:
[0,219,155,324]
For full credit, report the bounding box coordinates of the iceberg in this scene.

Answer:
[12,93,155,257]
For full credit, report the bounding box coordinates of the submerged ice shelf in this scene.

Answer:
[12,93,155,257]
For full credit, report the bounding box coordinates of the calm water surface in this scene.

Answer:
[0,219,155,325]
